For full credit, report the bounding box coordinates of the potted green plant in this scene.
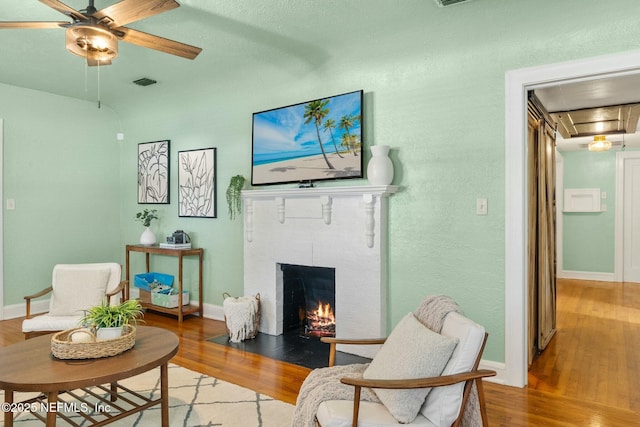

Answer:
[81,299,144,340]
[226,175,246,220]
[135,208,159,245]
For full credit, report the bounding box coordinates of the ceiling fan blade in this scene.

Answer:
[0,21,69,29]
[93,0,179,28]
[116,27,202,60]
[39,0,87,22]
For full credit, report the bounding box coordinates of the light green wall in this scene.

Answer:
[0,83,122,305]
[561,148,640,273]
[5,0,640,364]
[562,151,616,273]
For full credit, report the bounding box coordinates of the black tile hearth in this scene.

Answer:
[208,330,371,369]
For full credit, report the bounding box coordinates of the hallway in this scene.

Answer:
[528,278,640,412]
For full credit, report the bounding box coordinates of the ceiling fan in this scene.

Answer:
[0,0,202,66]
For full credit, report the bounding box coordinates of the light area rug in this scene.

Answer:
[2,364,294,426]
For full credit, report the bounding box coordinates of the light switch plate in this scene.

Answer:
[476,198,488,215]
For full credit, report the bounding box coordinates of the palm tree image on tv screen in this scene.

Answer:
[251,90,363,186]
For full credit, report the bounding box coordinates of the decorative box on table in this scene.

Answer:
[134,272,174,291]
[151,290,190,308]
[134,272,174,303]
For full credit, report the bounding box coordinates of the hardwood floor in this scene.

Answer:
[1,278,639,425]
[527,279,640,413]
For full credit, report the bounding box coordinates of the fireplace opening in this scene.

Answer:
[281,264,336,337]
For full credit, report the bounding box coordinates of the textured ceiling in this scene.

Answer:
[534,74,640,113]
[0,0,447,107]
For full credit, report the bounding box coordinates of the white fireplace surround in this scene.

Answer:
[242,185,397,358]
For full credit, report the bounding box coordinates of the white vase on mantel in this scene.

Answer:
[140,227,156,246]
[367,145,394,185]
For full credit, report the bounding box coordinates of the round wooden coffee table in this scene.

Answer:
[0,326,178,427]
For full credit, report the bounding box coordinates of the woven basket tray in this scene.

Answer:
[223,292,261,340]
[51,325,136,360]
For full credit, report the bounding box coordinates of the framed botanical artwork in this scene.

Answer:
[178,148,217,218]
[138,140,170,204]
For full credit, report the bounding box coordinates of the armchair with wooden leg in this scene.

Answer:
[293,297,496,427]
[22,263,126,339]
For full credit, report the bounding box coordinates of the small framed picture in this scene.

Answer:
[138,140,170,204]
[178,148,217,218]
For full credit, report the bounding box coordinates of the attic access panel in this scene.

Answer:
[550,103,640,139]
[563,188,601,213]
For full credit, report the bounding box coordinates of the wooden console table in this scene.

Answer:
[125,244,204,323]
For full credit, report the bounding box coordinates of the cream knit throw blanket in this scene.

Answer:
[292,295,483,427]
[292,363,377,427]
[223,295,259,343]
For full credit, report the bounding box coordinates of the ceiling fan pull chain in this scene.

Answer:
[97,61,101,109]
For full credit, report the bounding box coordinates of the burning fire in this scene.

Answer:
[306,300,336,337]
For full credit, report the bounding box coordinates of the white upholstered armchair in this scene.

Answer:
[293,296,496,427]
[22,263,126,339]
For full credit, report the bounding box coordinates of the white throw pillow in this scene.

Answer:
[420,311,485,427]
[49,268,111,316]
[363,312,458,424]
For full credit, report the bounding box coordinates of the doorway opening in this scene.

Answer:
[505,50,640,387]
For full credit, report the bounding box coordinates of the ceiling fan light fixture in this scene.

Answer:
[588,135,612,152]
[66,25,118,63]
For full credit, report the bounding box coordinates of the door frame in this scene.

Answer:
[505,50,640,387]
[0,119,4,320]
[615,151,640,282]
[556,151,564,281]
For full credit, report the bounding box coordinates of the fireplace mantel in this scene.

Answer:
[242,184,397,357]
[242,184,399,199]
[242,185,398,247]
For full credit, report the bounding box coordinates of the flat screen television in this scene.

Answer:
[251,90,364,186]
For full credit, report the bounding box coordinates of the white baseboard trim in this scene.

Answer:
[203,303,225,321]
[558,270,616,282]
[480,359,507,385]
[3,299,50,320]
[3,295,225,324]
[128,288,227,321]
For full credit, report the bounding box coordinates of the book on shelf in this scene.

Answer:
[159,242,192,249]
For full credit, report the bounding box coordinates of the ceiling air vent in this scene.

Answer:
[434,0,474,6]
[133,77,157,87]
